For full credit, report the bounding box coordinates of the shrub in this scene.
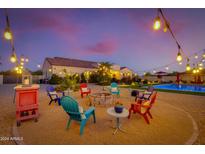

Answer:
[143,79,148,84]
[49,74,63,84]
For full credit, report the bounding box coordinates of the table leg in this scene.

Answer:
[112,117,126,135]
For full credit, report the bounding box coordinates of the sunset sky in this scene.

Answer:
[0,8,205,74]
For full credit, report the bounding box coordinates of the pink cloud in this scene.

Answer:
[14,10,81,43]
[85,38,118,55]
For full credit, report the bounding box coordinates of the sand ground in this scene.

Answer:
[0,84,205,144]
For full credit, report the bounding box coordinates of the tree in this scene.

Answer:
[96,62,113,85]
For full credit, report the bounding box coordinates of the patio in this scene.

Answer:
[1,84,204,144]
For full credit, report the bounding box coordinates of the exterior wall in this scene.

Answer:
[51,65,97,78]
[0,75,3,85]
[42,60,52,79]
[120,68,134,79]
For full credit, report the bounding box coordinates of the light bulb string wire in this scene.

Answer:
[137,48,205,73]
[158,8,188,59]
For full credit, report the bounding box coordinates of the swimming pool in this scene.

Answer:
[153,84,205,93]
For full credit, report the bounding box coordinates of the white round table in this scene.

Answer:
[107,107,129,135]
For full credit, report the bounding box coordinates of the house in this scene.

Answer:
[42,57,136,79]
[120,67,135,78]
[42,57,98,79]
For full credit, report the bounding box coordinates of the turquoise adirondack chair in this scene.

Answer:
[60,96,96,135]
[110,82,120,96]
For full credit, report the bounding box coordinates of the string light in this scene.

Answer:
[10,52,17,63]
[186,58,191,71]
[176,48,183,62]
[194,54,198,59]
[153,16,161,30]
[165,66,169,70]
[4,27,13,40]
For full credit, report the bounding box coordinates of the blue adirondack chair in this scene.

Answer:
[60,96,96,135]
[110,82,120,96]
[46,86,62,105]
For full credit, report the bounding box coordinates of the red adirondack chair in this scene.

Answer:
[80,83,91,98]
[128,91,157,124]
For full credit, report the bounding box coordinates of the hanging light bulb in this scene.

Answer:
[193,68,196,74]
[194,54,198,59]
[20,62,24,66]
[186,64,191,71]
[10,52,17,63]
[199,62,203,67]
[153,16,161,30]
[179,62,182,65]
[203,52,205,58]
[4,27,13,40]
[199,66,203,70]
[15,66,19,71]
[186,58,191,71]
[25,58,29,62]
[163,22,169,32]
[176,50,182,62]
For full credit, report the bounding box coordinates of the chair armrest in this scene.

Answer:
[85,107,95,117]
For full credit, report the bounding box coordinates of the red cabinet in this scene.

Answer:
[14,85,40,126]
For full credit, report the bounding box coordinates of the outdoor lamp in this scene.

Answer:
[10,52,17,63]
[25,58,29,62]
[20,62,24,66]
[176,51,182,62]
[4,27,13,40]
[153,16,161,30]
[20,65,23,69]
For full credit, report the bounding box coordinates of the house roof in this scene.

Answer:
[120,67,127,70]
[120,66,135,72]
[45,57,98,69]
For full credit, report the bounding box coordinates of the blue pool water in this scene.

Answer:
[153,84,205,93]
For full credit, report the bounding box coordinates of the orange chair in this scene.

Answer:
[128,91,157,124]
[80,83,91,98]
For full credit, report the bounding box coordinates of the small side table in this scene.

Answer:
[107,107,129,135]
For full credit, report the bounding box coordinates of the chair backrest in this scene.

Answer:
[46,86,55,92]
[147,86,155,92]
[60,96,81,121]
[80,83,87,89]
[150,91,157,105]
[111,82,118,88]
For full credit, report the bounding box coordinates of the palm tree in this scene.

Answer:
[97,62,113,85]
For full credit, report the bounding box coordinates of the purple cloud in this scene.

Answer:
[85,38,118,55]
